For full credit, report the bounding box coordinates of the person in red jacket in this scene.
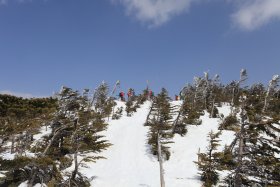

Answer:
[119,91,125,101]
[148,90,154,100]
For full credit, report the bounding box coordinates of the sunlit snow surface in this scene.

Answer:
[18,181,46,187]
[78,101,234,187]
[80,101,159,187]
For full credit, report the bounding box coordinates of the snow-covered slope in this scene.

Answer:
[77,101,234,187]
[81,101,160,187]
[164,103,234,187]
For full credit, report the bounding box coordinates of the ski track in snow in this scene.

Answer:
[79,101,234,187]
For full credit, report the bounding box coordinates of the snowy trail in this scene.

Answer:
[80,101,235,187]
[83,101,160,187]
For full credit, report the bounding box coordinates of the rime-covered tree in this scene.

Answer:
[202,72,220,112]
[10,87,112,186]
[231,69,248,108]
[179,72,221,120]
[263,75,280,113]
[179,84,203,126]
[173,73,221,134]
[171,92,204,135]
[52,87,110,185]
[92,81,116,118]
[171,97,188,135]
[223,94,280,186]
[67,91,110,186]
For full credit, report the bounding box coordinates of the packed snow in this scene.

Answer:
[76,101,235,187]
[164,103,234,187]
[80,101,160,187]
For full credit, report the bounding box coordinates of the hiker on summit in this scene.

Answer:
[148,90,154,100]
[127,89,132,98]
[119,91,125,101]
[127,88,136,101]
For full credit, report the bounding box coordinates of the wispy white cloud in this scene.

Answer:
[114,0,280,30]
[0,0,34,6]
[0,90,47,98]
[2,0,280,31]
[114,0,197,27]
[231,0,280,31]
[0,0,8,5]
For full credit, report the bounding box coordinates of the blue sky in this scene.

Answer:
[0,0,280,97]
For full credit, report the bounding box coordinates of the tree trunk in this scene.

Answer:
[71,151,78,180]
[157,132,165,187]
[11,135,15,154]
[231,87,235,106]
[263,91,270,113]
[145,101,154,124]
[229,136,238,153]
[197,148,201,163]
[194,90,197,107]
[172,107,182,134]
[234,134,243,187]
[112,104,116,118]
[204,89,209,110]
[42,126,65,156]
[60,136,64,148]
[28,166,38,187]
[210,97,216,118]
[234,106,246,187]
[71,120,79,181]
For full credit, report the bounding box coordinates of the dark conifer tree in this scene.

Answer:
[223,93,280,186]
[146,88,174,160]
[92,82,116,118]
[195,131,221,187]
[125,99,134,116]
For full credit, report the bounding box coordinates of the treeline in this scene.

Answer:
[144,70,279,187]
[0,81,150,186]
[0,82,119,186]
[178,70,280,187]
[0,70,279,187]
[0,95,57,155]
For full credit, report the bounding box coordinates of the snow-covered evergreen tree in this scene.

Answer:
[146,88,174,160]
[196,131,221,187]
[28,86,111,186]
[231,69,248,108]
[92,82,116,118]
[223,93,280,186]
[263,75,280,113]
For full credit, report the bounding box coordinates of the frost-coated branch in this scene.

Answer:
[263,75,279,112]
